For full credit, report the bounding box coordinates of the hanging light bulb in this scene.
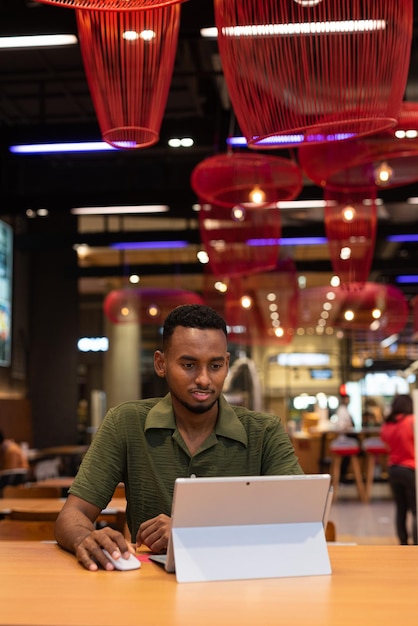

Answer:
[340,246,352,260]
[147,304,160,318]
[248,185,266,204]
[341,204,356,221]
[293,0,323,5]
[374,161,394,185]
[240,295,253,309]
[231,205,246,222]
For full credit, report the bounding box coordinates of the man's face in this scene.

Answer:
[154,326,230,417]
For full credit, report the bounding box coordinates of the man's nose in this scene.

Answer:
[195,367,210,385]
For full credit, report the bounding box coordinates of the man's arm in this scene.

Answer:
[54,494,135,571]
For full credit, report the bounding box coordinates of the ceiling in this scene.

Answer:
[2,0,418,372]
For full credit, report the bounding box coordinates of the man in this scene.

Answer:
[333,392,355,432]
[55,304,303,571]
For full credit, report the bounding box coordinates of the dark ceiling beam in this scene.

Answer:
[13,219,418,250]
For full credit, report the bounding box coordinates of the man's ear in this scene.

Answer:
[154,350,166,378]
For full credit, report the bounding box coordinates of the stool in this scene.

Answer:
[330,436,366,502]
[361,437,389,502]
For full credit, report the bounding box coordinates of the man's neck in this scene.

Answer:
[174,407,218,456]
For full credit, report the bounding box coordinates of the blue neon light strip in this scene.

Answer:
[395,276,418,284]
[387,234,418,243]
[10,142,116,154]
[247,237,328,246]
[227,133,354,147]
[111,241,189,250]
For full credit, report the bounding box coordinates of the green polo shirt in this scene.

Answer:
[69,394,303,540]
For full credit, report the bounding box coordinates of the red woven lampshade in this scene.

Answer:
[222,260,299,346]
[298,283,409,340]
[299,102,418,190]
[324,188,377,288]
[34,1,186,9]
[76,6,180,148]
[103,288,204,323]
[199,201,281,278]
[214,0,412,148]
[412,296,418,341]
[191,153,303,208]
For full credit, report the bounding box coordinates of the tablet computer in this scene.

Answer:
[149,473,332,583]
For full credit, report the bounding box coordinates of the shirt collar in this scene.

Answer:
[145,393,248,447]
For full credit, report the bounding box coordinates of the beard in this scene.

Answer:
[171,391,219,415]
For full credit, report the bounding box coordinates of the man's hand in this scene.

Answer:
[54,494,135,572]
[74,526,136,571]
[136,514,171,554]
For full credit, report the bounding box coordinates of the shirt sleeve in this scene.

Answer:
[69,407,126,509]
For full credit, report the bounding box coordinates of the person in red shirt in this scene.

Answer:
[381,394,417,545]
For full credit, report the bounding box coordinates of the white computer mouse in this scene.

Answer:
[102,549,141,571]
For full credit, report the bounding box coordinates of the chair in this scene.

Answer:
[0,518,56,541]
[361,437,389,502]
[113,483,126,499]
[330,435,367,502]
[8,509,59,522]
[325,520,336,542]
[1,485,62,499]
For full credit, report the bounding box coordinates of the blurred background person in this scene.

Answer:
[333,390,355,431]
[330,387,357,483]
[381,394,417,545]
[0,429,29,492]
[362,397,384,427]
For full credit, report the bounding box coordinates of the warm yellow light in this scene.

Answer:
[344,310,355,321]
[240,295,253,309]
[340,246,351,260]
[147,304,160,318]
[342,205,356,221]
[231,205,246,221]
[214,281,228,293]
[372,308,382,319]
[293,0,322,5]
[248,185,266,204]
[375,161,393,185]
[121,306,130,317]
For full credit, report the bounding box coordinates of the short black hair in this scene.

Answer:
[162,304,227,348]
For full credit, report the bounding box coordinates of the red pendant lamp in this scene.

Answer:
[76,5,180,149]
[299,102,418,191]
[298,283,409,341]
[103,288,204,324]
[214,0,412,148]
[324,188,378,288]
[412,296,418,342]
[191,152,303,208]
[198,201,282,278]
[222,260,299,346]
[34,1,187,9]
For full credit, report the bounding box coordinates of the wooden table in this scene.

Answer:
[27,446,90,462]
[0,543,417,625]
[34,477,75,489]
[0,498,126,528]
